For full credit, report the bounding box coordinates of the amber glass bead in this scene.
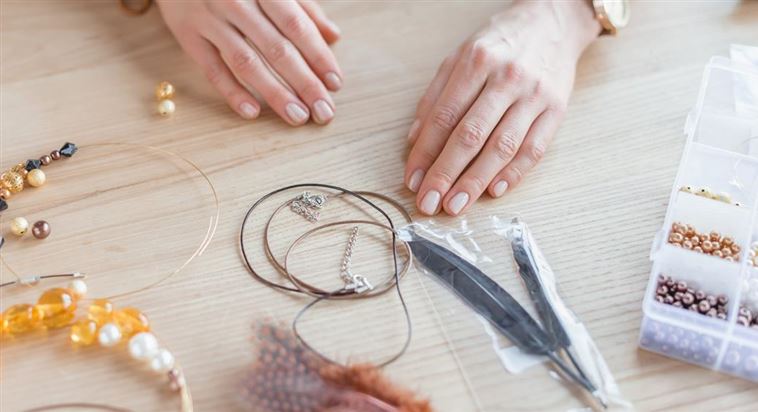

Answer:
[113,307,150,338]
[70,319,99,346]
[37,288,77,328]
[2,304,43,334]
[87,299,114,325]
[155,81,175,100]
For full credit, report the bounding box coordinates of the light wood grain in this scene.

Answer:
[2,1,758,411]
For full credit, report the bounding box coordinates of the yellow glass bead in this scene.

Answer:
[70,319,98,346]
[155,81,175,100]
[87,299,114,325]
[1,171,24,193]
[2,304,44,334]
[37,288,77,328]
[113,307,150,338]
[26,169,46,187]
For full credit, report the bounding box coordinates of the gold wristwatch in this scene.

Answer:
[592,0,630,35]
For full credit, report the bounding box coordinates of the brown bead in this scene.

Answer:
[674,291,684,301]
[665,279,676,289]
[717,313,727,320]
[673,301,683,308]
[698,300,711,313]
[688,304,699,312]
[713,250,724,259]
[50,150,61,160]
[657,285,669,296]
[738,316,750,327]
[722,236,733,247]
[664,295,675,304]
[693,246,704,253]
[695,290,706,301]
[690,236,701,246]
[39,155,52,166]
[676,281,688,292]
[655,295,665,304]
[710,231,721,241]
[31,221,50,239]
[706,308,718,317]
[682,293,695,306]
[0,188,10,199]
[670,233,684,244]
[702,240,714,252]
[706,295,718,306]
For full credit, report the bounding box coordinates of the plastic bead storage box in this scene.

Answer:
[640,56,758,381]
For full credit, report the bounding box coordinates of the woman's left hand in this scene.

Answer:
[405,1,601,216]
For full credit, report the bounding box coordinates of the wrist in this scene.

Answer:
[515,0,601,57]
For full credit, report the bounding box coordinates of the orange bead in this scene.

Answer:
[37,288,77,328]
[87,299,114,325]
[2,304,44,334]
[113,307,150,338]
[70,319,98,346]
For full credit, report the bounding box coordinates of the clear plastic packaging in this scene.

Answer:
[397,217,629,411]
[640,53,758,381]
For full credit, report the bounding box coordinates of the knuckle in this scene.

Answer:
[284,13,310,38]
[466,175,488,193]
[508,166,524,184]
[299,81,322,99]
[493,129,521,161]
[548,98,568,116]
[503,61,525,84]
[468,40,494,68]
[231,49,259,73]
[205,63,226,86]
[526,142,547,162]
[455,121,487,150]
[430,169,456,186]
[268,40,295,63]
[432,105,459,131]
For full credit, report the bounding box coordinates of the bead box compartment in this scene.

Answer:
[641,56,758,382]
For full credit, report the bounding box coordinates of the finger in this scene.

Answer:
[442,100,542,216]
[488,108,564,196]
[298,0,341,44]
[203,23,311,126]
[407,55,457,145]
[260,0,343,92]
[178,33,261,120]
[415,82,518,216]
[228,3,335,124]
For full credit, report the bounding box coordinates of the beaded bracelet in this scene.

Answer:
[0,142,77,213]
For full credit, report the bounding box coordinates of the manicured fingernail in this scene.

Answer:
[239,102,259,119]
[324,72,342,91]
[313,100,334,124]
[408,169,424,192]
[420,190,441,215]
[493,180,509,197]
[286,103,308,124]
[448,192,469,215]
[407,119,420,142]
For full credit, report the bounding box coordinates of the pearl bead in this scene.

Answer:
[128,332,159,361]
[10,217,29,236]
[149,348,175,372]
[157,99,176,116]
[39,155,52,166]
[717,192,732,203]
[68,279,88,298]
[98,323,122,347]
[31,220,51,239]
[50,150,61,161]
[155,81,175,100]
[26,169,46,187]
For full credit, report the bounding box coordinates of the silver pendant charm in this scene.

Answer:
[290,191,327,222]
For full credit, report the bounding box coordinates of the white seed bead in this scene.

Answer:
[10,217,29,236]
[717,192,732,203]
[157,99,176,116]
[67,279,88,298]
[26,169,46,187]
[149,348,175,372]
[128,332,159,361]
[98,323,122,347]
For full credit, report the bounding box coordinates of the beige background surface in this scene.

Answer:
[2,1,758,411]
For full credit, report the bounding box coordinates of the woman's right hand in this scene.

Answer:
[156,0,342,125]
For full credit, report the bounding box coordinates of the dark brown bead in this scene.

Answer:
[695,290,706,301]
[665,279,676,288]
[717,313,727,320]
[717,305,727,314]
[698,300,711,313]
[688,304,699,312]
[706,295,718,307]
[50,150,61,160]
[673,301,683,308]
[717,295,728,306]
[657,285,669,296]
[31,220,50,239]
[39,155,52,166]
[674,291,684,301]
[706,308,718,317]
[738,316,750,327]
[686,287,695,295]
[676,281,688,292]
[664,295,675,304]
[655,295,665,304]
[682,293,695,306]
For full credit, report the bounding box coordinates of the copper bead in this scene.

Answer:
[50,150,61,160]
[31,220,50,239]
[39,155,52,166]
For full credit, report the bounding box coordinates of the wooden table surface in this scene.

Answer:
[2,1,758,411]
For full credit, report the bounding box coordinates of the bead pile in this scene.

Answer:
[667,222,741,262]
[655,275,758,329]
[1,279,187,393]
[654,275,729,319]
[156,81,176,116]
[0,142,77,213]
[679,185,743,207]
